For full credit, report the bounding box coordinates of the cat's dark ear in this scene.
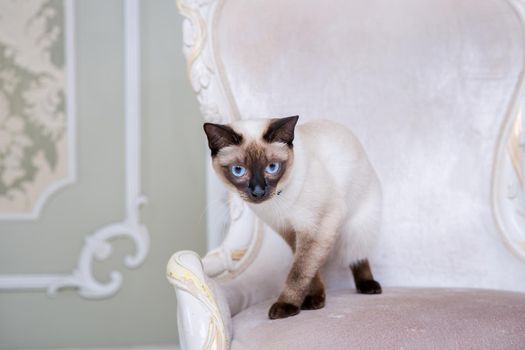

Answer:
[263,116,299,145]
[203,123,243,156]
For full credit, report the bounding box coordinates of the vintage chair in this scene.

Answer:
[168,0,525,348]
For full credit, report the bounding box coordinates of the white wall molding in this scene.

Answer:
[0,0,150,299]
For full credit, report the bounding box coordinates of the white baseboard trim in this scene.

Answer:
[27,346,179,350]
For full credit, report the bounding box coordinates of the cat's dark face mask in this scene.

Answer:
[228,153,287,203]
[203,116,299,204]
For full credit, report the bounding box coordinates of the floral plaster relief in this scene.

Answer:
[0,0,73,217]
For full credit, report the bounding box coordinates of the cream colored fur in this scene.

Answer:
[209,118,383,313]
[230,119,382,269]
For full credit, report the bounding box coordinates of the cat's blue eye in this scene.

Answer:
[265,162,280,174]
[230,165,246,177]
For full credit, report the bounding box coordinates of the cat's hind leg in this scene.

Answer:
[350,259,382,294]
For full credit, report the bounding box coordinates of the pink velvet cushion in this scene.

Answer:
[231,288,525,349]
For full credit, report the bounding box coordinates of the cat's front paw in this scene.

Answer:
[356,279,382,294]
[268,302,300,319]
[301,292,326,310]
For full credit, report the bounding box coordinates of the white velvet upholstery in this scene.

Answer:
[170,0,525,348]
[216,0,525,293]
[231,288,525,349]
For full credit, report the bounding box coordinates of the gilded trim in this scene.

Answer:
[508,110,524,188]
[167,252,228,350]
[492,0,525,262]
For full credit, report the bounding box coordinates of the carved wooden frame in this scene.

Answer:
[492,0,525,263]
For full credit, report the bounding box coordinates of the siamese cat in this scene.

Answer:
[204,116,382,319]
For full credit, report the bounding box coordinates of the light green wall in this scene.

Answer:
[0,0,206,348]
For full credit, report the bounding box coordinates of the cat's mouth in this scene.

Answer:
[247,196,270,204]
[242,189,274,204]
[246,194,272,204]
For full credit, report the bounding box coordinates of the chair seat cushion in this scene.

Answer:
[231,288,525,349]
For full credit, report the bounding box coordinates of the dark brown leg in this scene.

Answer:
[268,230,301,319]
[269,211,342,320]
[350,259,382,294]
[280,229,296,252]
[301,272,326,310]
[268,236,334,319]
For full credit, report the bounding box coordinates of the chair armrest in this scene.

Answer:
[166,250,232,350]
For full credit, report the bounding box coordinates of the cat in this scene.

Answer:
[203,116,382,319]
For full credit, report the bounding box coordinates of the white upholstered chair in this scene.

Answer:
[168,0,525,348]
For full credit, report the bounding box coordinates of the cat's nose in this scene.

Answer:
[251,185,266,198]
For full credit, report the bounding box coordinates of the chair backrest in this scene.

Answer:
[181,0,525,299]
